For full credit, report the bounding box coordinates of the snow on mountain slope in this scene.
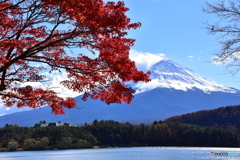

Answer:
[135,58,237,93]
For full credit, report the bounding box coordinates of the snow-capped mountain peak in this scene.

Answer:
[135,58,237,93]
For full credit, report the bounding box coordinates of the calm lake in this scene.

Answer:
[0,147,240,160]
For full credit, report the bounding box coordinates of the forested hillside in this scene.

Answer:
[164,105,240,133]
[84,120,240,147]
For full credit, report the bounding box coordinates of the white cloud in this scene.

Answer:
[10,69,82,98]
[0,70,82,116]
[129,50,165,71]
[211,52,240,65]
[103,0,119,2]
[47,73,82,98]
[211,56,228,65]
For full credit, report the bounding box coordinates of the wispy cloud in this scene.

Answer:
[0,70,82,116]
[211,52,240,65]
[47,73,82,98]
[0,102,32,116]
[130,50,165,71]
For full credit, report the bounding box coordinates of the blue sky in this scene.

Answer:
[116,0,240,89]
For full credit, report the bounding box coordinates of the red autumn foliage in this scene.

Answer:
[0,0,150,114]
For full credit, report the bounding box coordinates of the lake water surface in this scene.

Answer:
[0,147,240,160]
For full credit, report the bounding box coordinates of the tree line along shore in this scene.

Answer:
[0,119,240,152]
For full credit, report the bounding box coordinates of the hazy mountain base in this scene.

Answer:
[1,88,240,127]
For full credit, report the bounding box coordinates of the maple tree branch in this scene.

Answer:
[0,24,73,72]
[0,0,25,12]
[0,71,7,91]
[0,92,61,103]
[24,58,110,73]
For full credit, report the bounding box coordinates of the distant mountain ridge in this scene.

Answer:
[164,105,240,134]
[1,58,240,127]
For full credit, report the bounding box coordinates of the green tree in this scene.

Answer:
[76,139,89,148]
[23,139,39,150]
[7,139,19,151]
[58,137,72,149]
[38,137,49,148]
[87,135,97,145]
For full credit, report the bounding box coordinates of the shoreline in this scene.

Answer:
[1,146,239,152]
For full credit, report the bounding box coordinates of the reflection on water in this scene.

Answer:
[0,147,240,160]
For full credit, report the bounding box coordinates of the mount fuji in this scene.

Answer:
[135,59,236,93]
[0,58,240,127]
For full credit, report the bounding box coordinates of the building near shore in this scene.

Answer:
[33,122,77,128]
